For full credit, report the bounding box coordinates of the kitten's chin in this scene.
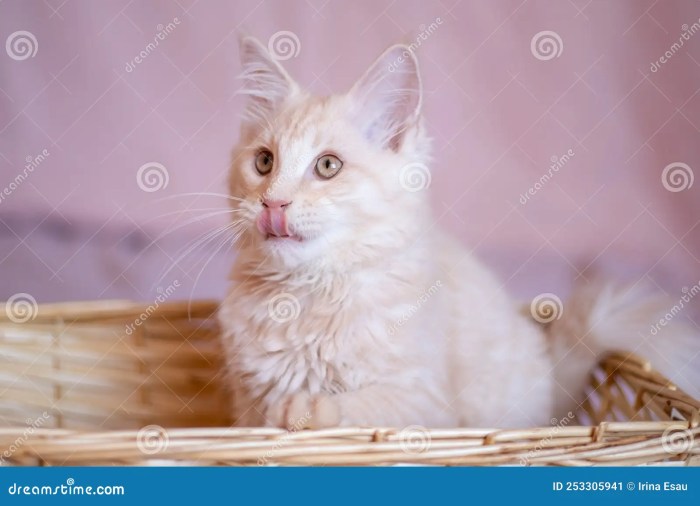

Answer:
[249,226,348,269]
[255,232,318,265]
[264,233,303,242]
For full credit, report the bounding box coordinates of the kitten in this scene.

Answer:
[218,37,699,429]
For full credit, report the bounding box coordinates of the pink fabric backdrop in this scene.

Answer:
[0,0,698,313]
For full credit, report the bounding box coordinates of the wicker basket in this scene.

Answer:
[0,300,698,466]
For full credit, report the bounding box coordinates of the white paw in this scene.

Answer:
[266,392,341,429]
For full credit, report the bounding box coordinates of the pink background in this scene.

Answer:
[0,0,699,318]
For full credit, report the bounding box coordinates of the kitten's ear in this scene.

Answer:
[238,36,298,122]
[348,45,422,151]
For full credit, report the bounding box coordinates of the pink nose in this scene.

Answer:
[261,199,292,209]
[257,199,292,237]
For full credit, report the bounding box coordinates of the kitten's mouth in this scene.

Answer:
[257,208,303,242]
[265,233,303,242]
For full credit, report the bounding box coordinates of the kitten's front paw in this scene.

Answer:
[266,392,341,430]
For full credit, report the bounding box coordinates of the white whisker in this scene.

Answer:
[154,192,246,204]
[152,221,245,289]
[146,207,244,222]
[186,223,246,314]
[136,209,247,261]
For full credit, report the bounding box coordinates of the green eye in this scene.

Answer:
[315,154,343,179]
[255,150,273,175]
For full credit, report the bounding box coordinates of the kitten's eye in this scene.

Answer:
[255,150,274,175]
[315,154,343,179]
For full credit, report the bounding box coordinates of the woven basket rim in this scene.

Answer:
[1,299,698,466]
[0,299,220,322]
[0,422,697,466]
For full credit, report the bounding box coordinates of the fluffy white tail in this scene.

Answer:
[546,280,700,417]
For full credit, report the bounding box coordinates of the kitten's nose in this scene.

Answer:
[261,199,292,209]
[258,199,292,237]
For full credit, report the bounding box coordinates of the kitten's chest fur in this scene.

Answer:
[220,255,434,410]
[219,267,397,404]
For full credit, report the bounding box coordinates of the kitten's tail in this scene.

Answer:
[544,279,700,417]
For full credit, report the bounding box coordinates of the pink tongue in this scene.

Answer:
[258,208,289,237]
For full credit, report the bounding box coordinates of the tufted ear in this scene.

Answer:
[238,36,298,123]
[348,45,422,151]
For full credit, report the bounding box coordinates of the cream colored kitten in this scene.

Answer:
[218,37,699,429]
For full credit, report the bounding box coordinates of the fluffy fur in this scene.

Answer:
[218,37,699,429]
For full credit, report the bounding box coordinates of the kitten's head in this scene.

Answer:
[229,37,432,270]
